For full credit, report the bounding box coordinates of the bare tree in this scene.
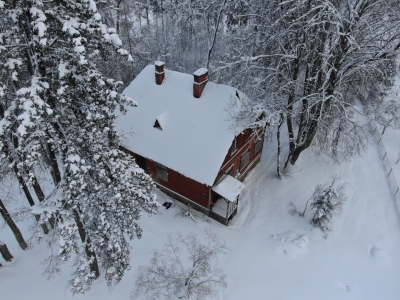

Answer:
[217,0,400,175]
[133,229,227,300]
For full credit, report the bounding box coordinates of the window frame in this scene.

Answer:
[254,135,264,154]
[231,136,238,155]
[156,163,168,182]
[226,165,234,176]
[240,148,250,171]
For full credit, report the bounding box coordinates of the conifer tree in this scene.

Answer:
[0,0,158,293]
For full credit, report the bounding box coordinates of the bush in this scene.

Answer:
[309,179,346,231]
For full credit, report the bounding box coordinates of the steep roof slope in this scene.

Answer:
[115,65,247,186]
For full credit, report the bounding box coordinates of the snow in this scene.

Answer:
[193,67,208,76]
[154,61,165,67]
[110,33,122,46]
[2,123,400,299]
[58,61,69,78]
[116,65,248,186]
[36,22,46,37]
[4,58,22,70]
[212,174,245,202]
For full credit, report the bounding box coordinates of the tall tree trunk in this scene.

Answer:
[0,199,28,250]
[206,0,227,70]
[145,7,149,28]
[45,138,61,185]
[0,241,14,262]
[73,209,100,279]
[13,165,35,206]
[277,113,284,179]
[12,165,50,233]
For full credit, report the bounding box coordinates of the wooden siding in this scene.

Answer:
[119,126,264,225]
[214,128,264,184]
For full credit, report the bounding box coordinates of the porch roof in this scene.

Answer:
[212,174,245,202]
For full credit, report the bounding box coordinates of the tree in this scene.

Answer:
[133,229,227,300]
[216,0,400,175]
[0,0,158,293]
[310,179,346,232]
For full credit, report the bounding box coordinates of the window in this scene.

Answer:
[254,136,264,154]
[226,166,233,176]
[240,148,250,170]
[231,137,237,154]
[156,163,168,181]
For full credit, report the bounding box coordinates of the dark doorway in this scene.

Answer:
[135,155,147,171]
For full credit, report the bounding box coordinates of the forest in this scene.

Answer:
[1,0,400,299]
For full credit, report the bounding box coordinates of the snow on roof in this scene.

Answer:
[116,65,248,186]
[212,174,245,202]
[154,111,169,130]
[193,68,208,76]
[154,61,165,67]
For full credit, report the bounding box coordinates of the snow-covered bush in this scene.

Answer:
[133,229,227,300]
[309,180,346,231]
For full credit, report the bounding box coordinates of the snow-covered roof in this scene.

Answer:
[154,61,165,67]
[116,65,248,186]
[212,174,245,202]
[193,68,208,76]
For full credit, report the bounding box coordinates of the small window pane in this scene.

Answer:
[156,163,168,181]
[254,136,264,154]
[240,149,250,170]
[226,166,233,176]
[231,137,237,154]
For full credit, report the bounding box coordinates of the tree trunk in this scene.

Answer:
[12,165,50,233]
[45,139,61,185]
[0,199,28,250]
[206,0,227,70]
[146,7,149,28]
[0,241,14,262]
[32,179,45,202]
[277,113,284,179]
[73,209,100,279]
[13,165,35,206]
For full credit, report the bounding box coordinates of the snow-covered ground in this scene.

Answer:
[1,129,400,300]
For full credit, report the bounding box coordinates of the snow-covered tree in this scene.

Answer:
[0,0,158,293]
[216,0,400,174]
[309,180,346,232]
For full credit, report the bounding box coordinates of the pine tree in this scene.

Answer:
[0,0,158,293]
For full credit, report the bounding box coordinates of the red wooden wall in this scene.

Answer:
[120,127,263,210]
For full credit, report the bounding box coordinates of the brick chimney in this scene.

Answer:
[193,68,208,98]
[155,61,165,85]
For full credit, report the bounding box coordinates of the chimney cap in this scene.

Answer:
[193,68,208,76]
[155,61,165,67]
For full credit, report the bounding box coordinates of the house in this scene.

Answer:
[116,62,264,225]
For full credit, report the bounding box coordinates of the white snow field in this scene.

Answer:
[1,131,400,300]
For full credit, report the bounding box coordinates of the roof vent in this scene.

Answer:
[155,61,165,85]
[193,68,208,98]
